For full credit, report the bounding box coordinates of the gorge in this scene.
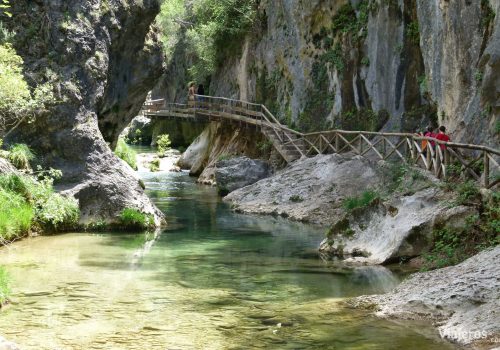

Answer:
[0,0,498,349]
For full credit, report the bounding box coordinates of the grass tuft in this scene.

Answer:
[8,144,34,170]
[115,138,137,170]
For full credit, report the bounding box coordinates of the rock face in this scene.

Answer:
[0,158,17,175]
[177,122,273,185]
[5,1,165,225]
[215,157,271,194]
[319,189,477,264]
[161,0,499,147]
[353,246,500,348]
[224,154,384,225]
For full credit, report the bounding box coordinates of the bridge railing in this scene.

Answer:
[142,95,499,189]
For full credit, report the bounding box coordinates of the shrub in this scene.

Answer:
[289,195,304,203]
[0,188,33,241]
[156,134,171,157]
[119,208,154,230]
[455,181,480,205]
[0,173,80,233]
[0,266,10,305]
[114,138,137,170]
[8,143,34,170]
[342,190,379,211]
[149,158,160,172]
[36,193,79,230]
[0,44,55,134]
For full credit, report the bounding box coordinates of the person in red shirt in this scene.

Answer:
[435,125,450,150]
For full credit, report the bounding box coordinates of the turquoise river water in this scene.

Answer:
[0,167,456,349]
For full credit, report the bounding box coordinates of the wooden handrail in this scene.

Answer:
[142,95,499,189]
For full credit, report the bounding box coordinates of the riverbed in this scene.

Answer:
[0,168,456,349]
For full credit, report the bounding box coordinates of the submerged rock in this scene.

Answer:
[215,157,271,195]
[352,246,500,348]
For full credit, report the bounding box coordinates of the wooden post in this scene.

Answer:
[435,146,442,178]
[335,133,340,153]
[359,134,363,155]
[426,145,432,170]
[484,151,490,188]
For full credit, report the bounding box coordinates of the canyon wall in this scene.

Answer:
[5,0,165,225]
[161,0,499,147]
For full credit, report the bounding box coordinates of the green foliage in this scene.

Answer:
[157,0,186,59]
[0,188,33,241]
[406,21,420,45]
[330,1,370,39]
[119,208,154,230]
[455,181,480,205]
[149,158,160,172]
[217,154,234,162]
[361,57,370,66]
[0,266,10,305]
[474,70,483,83]
[8,143,34,170]
[36,192,79,230]
[289,195,304,203]
[481,0,496,29]
[342,190,379,211]
[184,0,258,81]
[0,21,13,44]
[0,173,80,233]
[424,190,499,270]
[114,138,137,170]
[0,44,55,133]
[257,140,273,154]
[0,0,11,18]
[156,134,172,157]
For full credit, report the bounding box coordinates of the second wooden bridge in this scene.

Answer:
[142,95,500,189]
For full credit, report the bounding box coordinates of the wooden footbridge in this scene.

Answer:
[142,95,500,189]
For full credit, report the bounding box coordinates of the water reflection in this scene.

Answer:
[0,171,456,349]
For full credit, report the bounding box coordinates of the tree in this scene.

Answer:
[0,44,55,136]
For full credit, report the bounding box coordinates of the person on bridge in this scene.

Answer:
[421,125,436,154]
[188,82,196,107]
[197,84,205,96]
[197,84,205,107]
[435,125,451,150]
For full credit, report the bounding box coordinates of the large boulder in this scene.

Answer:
[224,154,385,225]
[352,246,500,348]
[5,0,165,226]
[319,188,477,264]
[215,157,271,195]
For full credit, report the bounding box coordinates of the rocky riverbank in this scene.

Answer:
[350,246,500,349]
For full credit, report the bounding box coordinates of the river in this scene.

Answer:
[0,164,456,349]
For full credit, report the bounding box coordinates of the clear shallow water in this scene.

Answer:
[0,169,456,349]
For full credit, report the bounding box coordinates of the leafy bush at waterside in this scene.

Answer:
[115,138,138,170]
[156,134,171,157]
[119,208,154,230]
[0,173,80,238]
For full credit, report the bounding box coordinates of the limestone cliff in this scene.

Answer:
[161,0,499,147]
[4,0,165,225]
